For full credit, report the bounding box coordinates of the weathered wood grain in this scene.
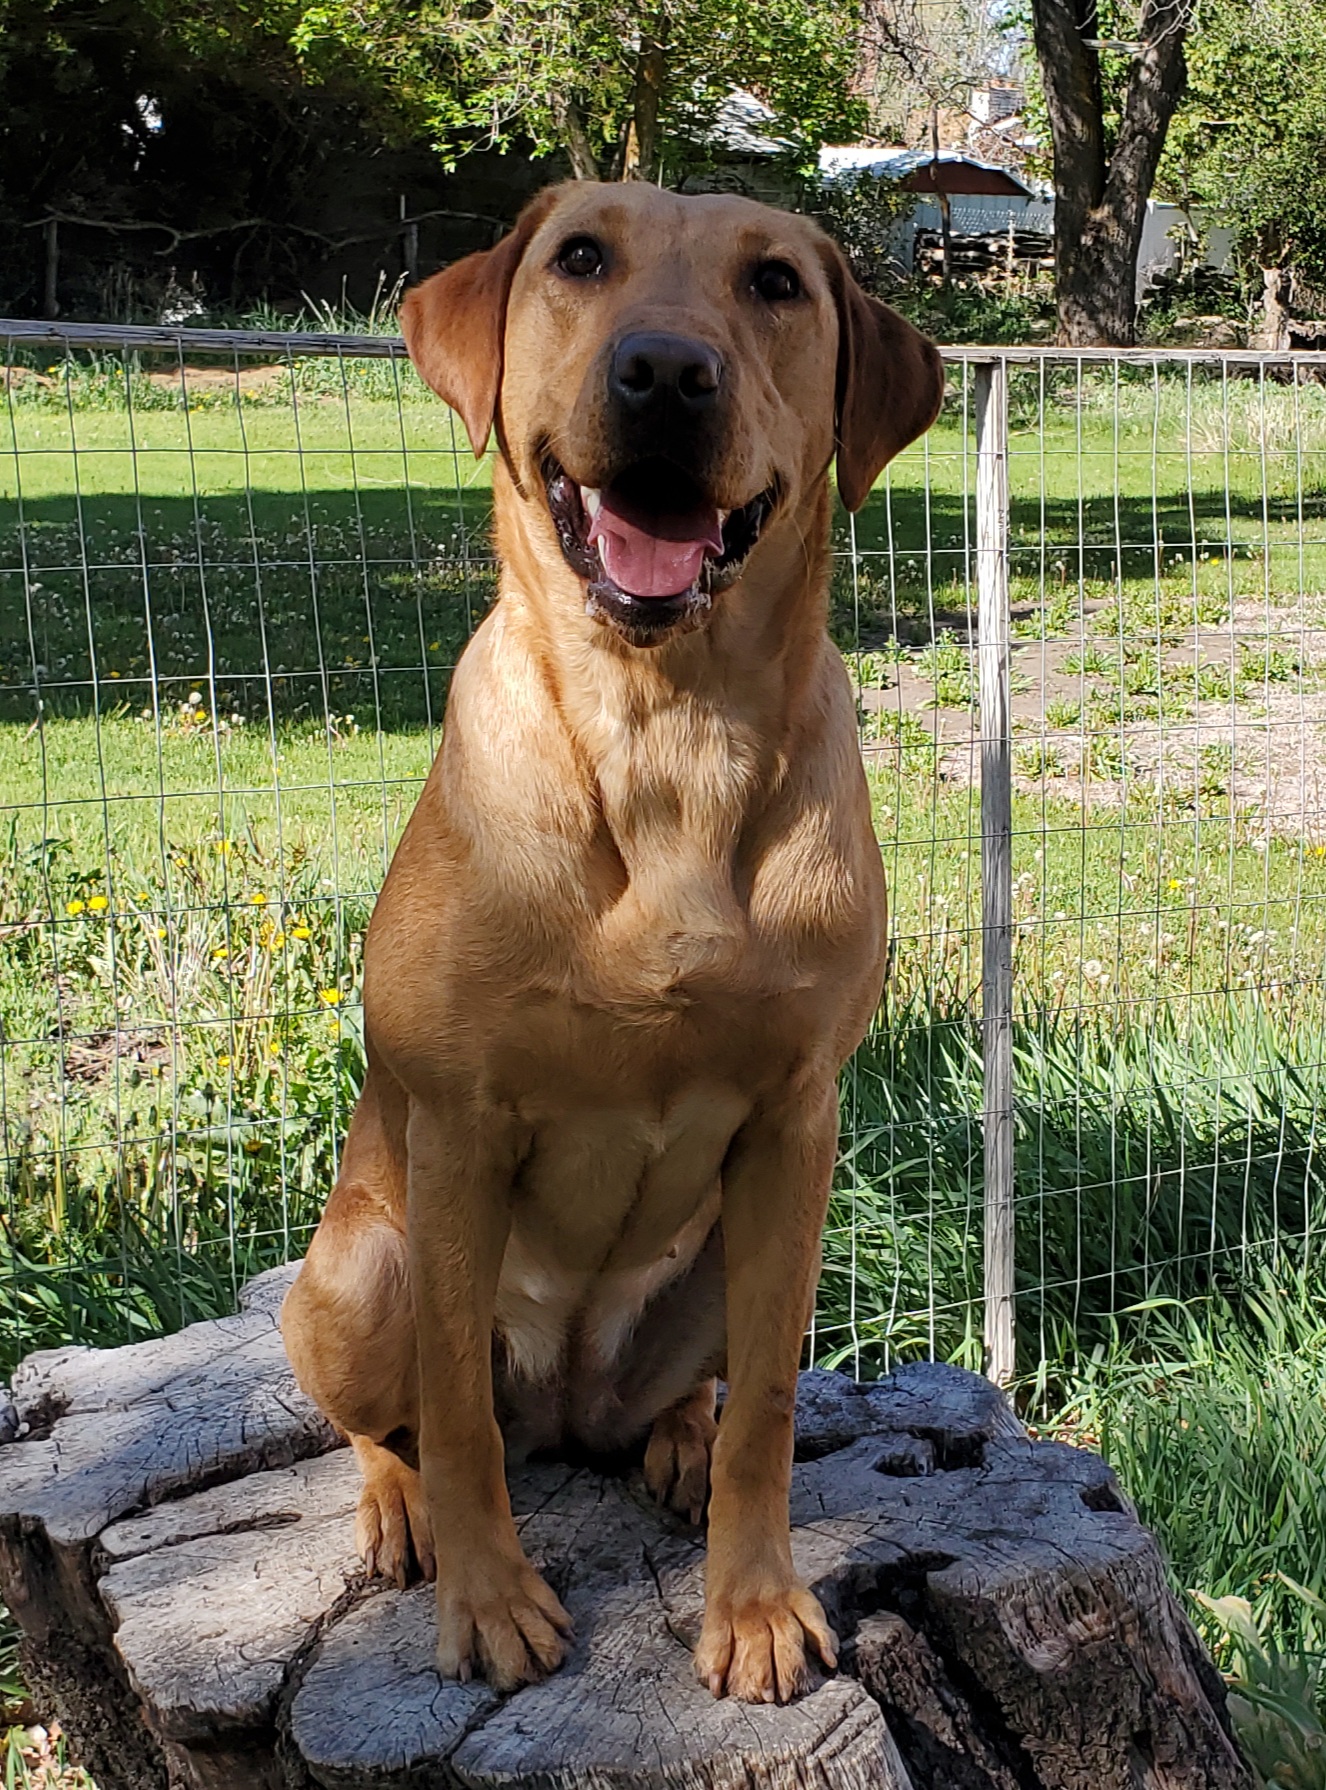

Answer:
[0,1272,1249,1790]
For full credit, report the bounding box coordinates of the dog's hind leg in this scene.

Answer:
[283,1064,428,1583]
[644,1378,718,1525]
[352,1435,435,1586]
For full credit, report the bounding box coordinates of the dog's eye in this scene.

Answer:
[557,236,605,279]
[753,260,801,303]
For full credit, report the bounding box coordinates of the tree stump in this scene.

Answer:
[0,1265,1248,1790]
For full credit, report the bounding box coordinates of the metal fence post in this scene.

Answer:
[975,356,1015,1388]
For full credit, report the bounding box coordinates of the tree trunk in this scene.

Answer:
[930,107,952,286]
[554,96,601,181]
[1031,0,1191,345]
[1252,265,1292,350]
[0,1265,1250,1790]
[629,10,668,183]
[42,218,59,320]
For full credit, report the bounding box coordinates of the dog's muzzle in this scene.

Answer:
[543,460,775,648]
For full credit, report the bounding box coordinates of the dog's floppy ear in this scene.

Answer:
[822,243,945,513]
[400,188,560,456]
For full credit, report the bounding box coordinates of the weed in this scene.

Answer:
[1015,741,1066,779]
[860,708,938,777]
[1062,645,1111,678]
[1044,697,1082,729]
[914,631,976,708]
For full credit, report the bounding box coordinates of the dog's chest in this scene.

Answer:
[492,1085,740,1382]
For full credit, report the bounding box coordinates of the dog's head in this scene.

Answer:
[402,183,943,648]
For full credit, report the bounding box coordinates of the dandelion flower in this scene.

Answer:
[318,988,343,1006]
[291,925,311,940]
[268,1040,281,1056]
[87,895,109,913]
[217,1055,231,1069]
[1168,878,1182,890]
[250,891,267,905]
[65,898,85,915]
[213,947,229,960]
[156,927,167,939]
[269,932,286,950]
[1083,959,1104,979]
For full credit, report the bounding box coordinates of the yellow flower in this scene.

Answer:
[269,932,286,950]
[243,1138,263,1154]
[217,1055,231,1069]
[213,947,229,961]
[156,926,167,939]
[290,925,311,940]
[136,891,151,902]
[318,988,343,1007]
[87,894,109,913]
[268,1040,281,1056]
[65,898,85,916]
[1168,879,1182,890]
[250,892,266,905]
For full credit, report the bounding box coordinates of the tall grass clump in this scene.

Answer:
[817,992,1326,1375]
[1055,1277,1326,1663]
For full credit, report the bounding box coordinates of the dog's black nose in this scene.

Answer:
[609,332,723,414]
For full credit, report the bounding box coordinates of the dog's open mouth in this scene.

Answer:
[544,457,773,639]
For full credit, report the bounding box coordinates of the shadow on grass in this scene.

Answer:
[0,487,490,729]
[5,475,1323,725]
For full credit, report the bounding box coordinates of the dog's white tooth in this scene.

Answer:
[580,486,601,519]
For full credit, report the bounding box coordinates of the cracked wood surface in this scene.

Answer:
[0,1277,1249,1790]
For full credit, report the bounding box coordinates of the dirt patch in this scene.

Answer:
[856,598,1326,841]
[58,1027,171,1087]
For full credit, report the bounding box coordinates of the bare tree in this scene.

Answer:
[1030,0,1192,343]
[856,0,1008,283]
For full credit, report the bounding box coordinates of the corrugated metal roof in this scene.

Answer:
[818,144,1041,198]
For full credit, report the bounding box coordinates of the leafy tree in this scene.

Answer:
[1026,0,1193,344]
[290,0,866,183]
[1160,0,1326,321]
[0,0,423,314]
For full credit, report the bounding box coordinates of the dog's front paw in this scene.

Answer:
[695,1583,837,1704]
[436,1553,574,1692]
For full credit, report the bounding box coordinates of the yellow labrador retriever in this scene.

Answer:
[282,180,943,1705]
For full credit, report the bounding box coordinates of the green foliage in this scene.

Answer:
[913,630,976,708]
[1196,1587,1326,1788]
[1056,1283,1326,1671]
[1162,0,1326,288]
[289,0,864,176]
[810,171,915,294]
[889,274,1058,344]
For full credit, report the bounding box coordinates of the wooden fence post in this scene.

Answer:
[975,357,1015,1388]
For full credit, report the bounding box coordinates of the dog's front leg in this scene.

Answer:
[697,1081,840,1705]
[407,1098,573,1690]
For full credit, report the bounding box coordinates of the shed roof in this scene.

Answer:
[818,144,1037,197]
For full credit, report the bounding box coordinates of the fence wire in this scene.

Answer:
[3,321,1326,1400]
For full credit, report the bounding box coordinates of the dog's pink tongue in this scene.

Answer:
[589,493,724,599]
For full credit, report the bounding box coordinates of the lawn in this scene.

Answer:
[5,352,1326,1719]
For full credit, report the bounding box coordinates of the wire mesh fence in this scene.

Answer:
[4,320,1326,1402]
